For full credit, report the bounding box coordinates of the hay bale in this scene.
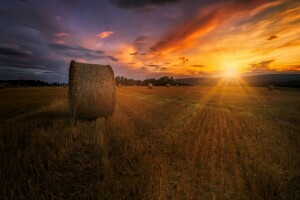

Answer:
[148,83,153,89]
[268,85,275,91]
[69,60,116,119]
[166,84,170,87]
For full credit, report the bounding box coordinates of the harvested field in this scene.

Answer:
[0,86,299,199]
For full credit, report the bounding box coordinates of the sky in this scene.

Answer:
[0,0,299,82]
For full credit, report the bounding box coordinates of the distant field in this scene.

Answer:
[0,86,299,199]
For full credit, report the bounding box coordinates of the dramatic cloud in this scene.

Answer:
[151,0,281,52]
[96,31,114,39]
[110,0,181,9]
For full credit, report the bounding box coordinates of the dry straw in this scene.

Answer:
[148,83,153,89]
[69,60,116,119]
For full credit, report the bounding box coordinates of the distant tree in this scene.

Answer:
[170,76,174,85]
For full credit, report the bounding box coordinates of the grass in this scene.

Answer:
[0,86,299,199]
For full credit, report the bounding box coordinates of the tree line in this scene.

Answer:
[0,76,188,88]
[115,76,185,86]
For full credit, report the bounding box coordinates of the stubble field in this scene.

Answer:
[0,86,299,199]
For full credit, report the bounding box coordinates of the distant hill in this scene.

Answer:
[175,74,300,87]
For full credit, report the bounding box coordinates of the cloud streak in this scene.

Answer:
[248,59,275,73]
[55,33,70,37]
[151,0,281,53]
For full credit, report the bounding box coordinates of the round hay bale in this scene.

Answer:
[148,83,153,89]
[166,84,170,87]
[69,60,116,119]
[268,85,275,91]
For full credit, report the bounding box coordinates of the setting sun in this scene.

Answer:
[222,67,239,77]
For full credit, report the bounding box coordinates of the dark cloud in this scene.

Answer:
[248,59,275,72]
[141,67,147,70]
[110,0,181,9]
[267,35,278,41]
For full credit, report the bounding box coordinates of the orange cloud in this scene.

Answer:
[96,31,114,39]
[55,33,70,37]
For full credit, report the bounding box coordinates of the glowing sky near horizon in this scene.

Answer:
[0,0,299,82]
